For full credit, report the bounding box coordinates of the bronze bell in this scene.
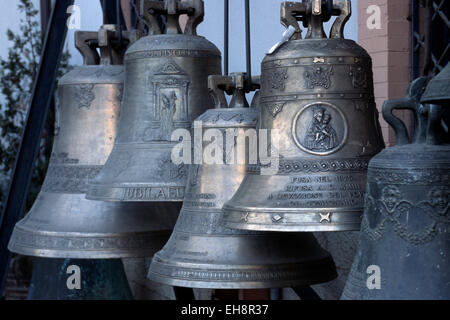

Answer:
[421,64,450,105]
[222,0,385,232]
[148,73,337,289]
[8,26,179,259]
[86,0,222,202]
[342,65,450,300]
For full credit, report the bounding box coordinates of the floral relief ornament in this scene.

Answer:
[75,84,95,109]
[361,185,449,245]
[304,66,333,89]
[268,68,288,91]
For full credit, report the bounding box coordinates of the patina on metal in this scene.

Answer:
[28,258,133,300]
[222,0,385,232]
[8,26,179,259]
[342,67,450,300]
[86,0,222,202]
[421,62,450,105]
[148,73,337,289]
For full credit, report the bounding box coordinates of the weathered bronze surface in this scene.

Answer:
[148,73,337,289]
[222,0,385,232]
[342,70,450,299]
[421,63,450,105]
[8,26,179,259]
[86,0,221,202]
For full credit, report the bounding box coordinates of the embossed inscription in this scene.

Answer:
[246,158,370,174]
[183,192,218,208]
[41,165,102,194]
[126,49,220,61]
[125,187,185,200]
[10,227,157,251]
[268,174,365,208]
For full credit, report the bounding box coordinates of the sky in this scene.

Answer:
[0,0,358,102]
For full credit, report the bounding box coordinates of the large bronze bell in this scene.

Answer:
[148,73,337,289]
[86,0,222,202]
[8,26,179,259]
[222,0,385,232]
[342,65,450,300]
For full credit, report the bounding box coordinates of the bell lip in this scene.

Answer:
[6,246,158,259]
[221,205,362,232]
[220,220,361,232]
[148,257,338,289]
[7,226,172,259]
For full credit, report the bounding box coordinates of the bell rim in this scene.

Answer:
[148,256,337,289]
[221,220,362,232]
[7,246,160,259]
[221,206,362,232]
[8,225,172,259]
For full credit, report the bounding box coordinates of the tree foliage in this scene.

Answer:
[0,0,72,212]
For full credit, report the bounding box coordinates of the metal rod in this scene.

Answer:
[0,0,74,296]
[40,0,52,34]
[102,0,108,24]
[117,0,123,43]
[224,0,229,75]
[270,288,282,300]
[411,0,420,80]
[410,0,420,138]
[423,0,433,76]
[245,0,252,82]
[292,286,322,300]
[174,287,196,301]
[101,0,125,26]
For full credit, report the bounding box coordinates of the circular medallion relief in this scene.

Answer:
[292,102,348,156]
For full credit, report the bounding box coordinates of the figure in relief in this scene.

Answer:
[303,106,338,151]
[160,91,177,140]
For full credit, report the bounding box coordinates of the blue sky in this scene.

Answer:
[0,0,358,103]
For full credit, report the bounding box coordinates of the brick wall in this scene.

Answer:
[358,0,412,146]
